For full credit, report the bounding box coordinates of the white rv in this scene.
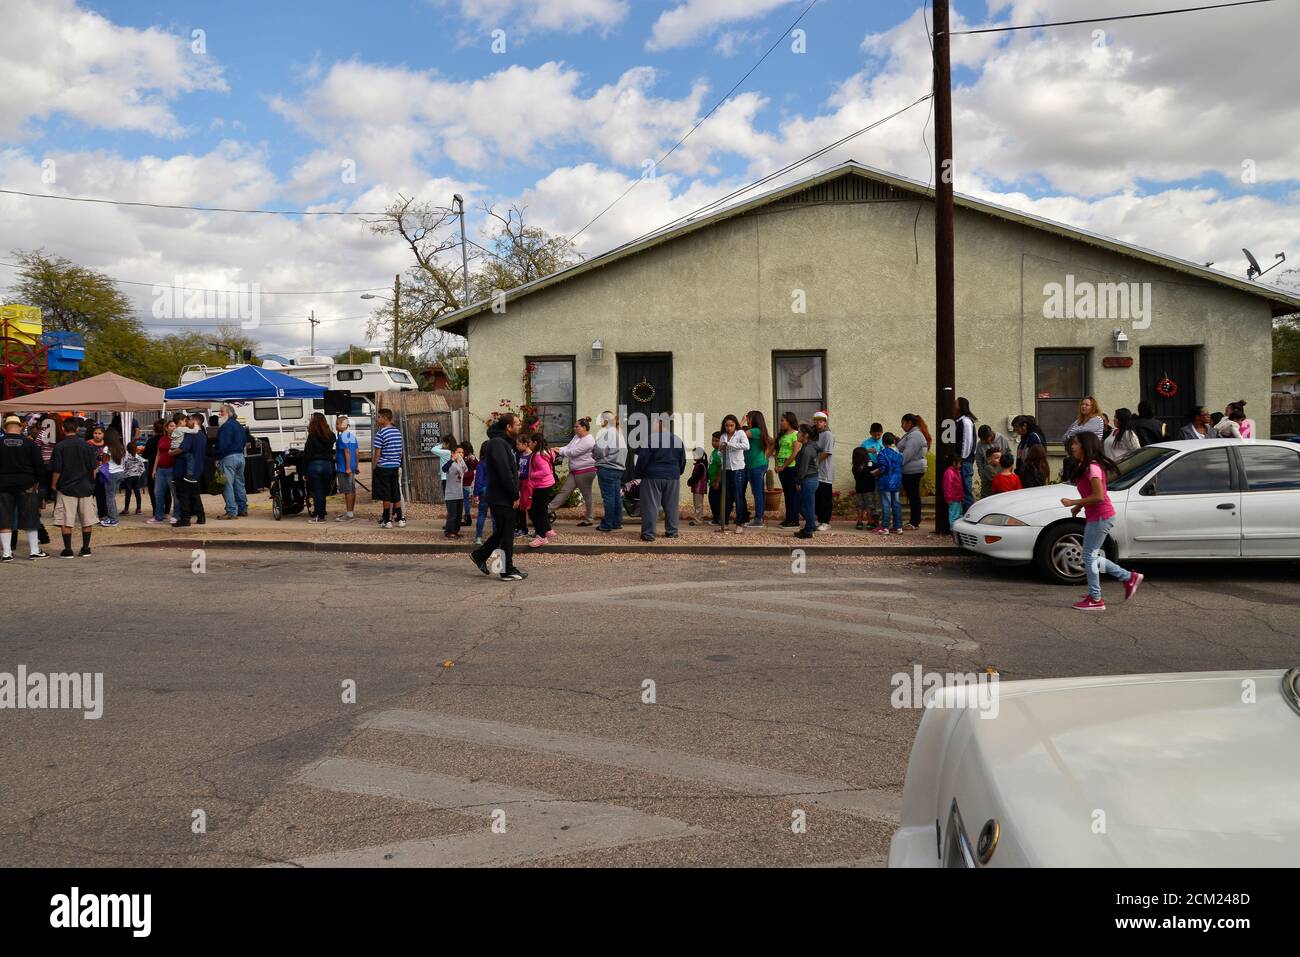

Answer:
[177,356,418,454]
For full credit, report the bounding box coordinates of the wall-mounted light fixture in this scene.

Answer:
[1112,328,1129,354]
[591,338,604,361]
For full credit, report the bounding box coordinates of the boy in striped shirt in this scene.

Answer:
[372,409,405,528]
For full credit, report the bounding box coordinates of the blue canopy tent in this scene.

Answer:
[163,365,326,446]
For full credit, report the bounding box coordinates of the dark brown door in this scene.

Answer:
[1140,347,1197,436]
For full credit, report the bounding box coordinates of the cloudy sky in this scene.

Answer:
[1,0,1297,358]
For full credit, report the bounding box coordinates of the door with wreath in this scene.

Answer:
[1139,346,1197,437]
[617,354,674,477]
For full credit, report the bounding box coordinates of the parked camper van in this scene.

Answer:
[177,355,417,454]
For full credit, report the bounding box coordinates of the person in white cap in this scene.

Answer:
[0,414,48,560]
[811,411,834,531]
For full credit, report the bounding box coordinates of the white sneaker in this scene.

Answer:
[395,518,407,528]
[474,536,483,545]
[816,523,830,532]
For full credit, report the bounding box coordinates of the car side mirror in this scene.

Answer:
[1140,482,1155,496]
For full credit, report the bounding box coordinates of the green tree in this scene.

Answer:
[6,248,151,380]
[1273,267,1300,373]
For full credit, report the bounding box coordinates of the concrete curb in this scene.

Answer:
[115,537,962,558]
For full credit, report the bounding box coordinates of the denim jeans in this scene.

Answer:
[798,476,819,533]
[462,486,472,525]
[103,473,123,522]
[725,470,746,525]
[1082,517,1131,600]
[960,459,975,511]
[597,467,623,529]
[152,468,174,521]
[220,452,247,516]
[305,459,332,519]
[475,494,490,538]
[880,488,902,530]
[744,465,766,524]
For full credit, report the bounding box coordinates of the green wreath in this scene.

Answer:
[630,377,656,404]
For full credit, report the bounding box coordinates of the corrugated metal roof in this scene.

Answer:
[439,160,1300,334]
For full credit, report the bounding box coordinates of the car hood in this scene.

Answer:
[963,484,1075,525]
[964,670,1299,866]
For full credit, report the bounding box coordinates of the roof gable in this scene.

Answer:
[439,161,1300,334]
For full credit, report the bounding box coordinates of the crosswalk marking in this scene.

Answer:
[287,757,705,867]
[364,710,901,822]
[535,577,977,651]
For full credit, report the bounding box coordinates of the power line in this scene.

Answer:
[637,94,934,240]
[0,187,387,216]
[946,0,1275,35]
[568,0,821,244]
[0,259,388,295]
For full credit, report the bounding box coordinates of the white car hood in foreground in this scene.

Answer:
[964,671,1299,866]
[962,484,1073,525]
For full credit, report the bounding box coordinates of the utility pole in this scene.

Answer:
[933,0,956,536]
[308,309,319,355]
[392,273,401,367]
[454,194,470,308]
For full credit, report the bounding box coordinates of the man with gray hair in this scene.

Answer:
[215,403,249,520]
[592,410,628,533]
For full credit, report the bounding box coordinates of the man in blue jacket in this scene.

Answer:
[215,403,248,520]
[174,413,207,528]
[633,412,686,542]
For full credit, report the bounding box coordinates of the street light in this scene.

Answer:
[360,276,401,366]
[452,193,470,309]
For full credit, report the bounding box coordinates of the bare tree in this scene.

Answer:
[365,197,582,358]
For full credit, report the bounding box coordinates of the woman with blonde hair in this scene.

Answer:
[1062,396,1105,443]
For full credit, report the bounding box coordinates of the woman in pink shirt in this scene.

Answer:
[1059,432,1144,612]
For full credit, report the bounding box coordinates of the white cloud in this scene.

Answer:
[273,60,719,187]
[0,0,226,139]
[648,0,797,51]
[435,0,628,36]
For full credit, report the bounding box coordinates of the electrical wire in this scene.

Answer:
[0,259,387,295]
[946,0,1275,35]
[568,0,821,244]
[0,187,386,216]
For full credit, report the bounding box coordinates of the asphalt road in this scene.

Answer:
[2,547,1297,867]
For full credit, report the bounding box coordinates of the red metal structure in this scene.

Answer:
[1,314,51,400]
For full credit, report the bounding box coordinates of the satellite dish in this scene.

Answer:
[1243,247,1286,280]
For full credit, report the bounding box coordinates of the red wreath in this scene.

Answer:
[1156,377,1178,398]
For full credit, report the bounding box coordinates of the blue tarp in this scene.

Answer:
[163,365,326,402]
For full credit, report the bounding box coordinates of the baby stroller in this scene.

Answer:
[269,449,308,520]
[621,478,641,518]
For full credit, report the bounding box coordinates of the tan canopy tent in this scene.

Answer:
[0,372,165,413]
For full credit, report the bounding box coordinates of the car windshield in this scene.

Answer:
[1109,446,1177,491]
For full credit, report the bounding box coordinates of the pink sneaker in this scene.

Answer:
[145,517,160,525]
[1123,571,1144,602]
[1072,596,1106,612]
[545,529,556,539]
[528,536,546,548]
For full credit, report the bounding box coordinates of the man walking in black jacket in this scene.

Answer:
[470,413,526,581]
[0,414,48,561]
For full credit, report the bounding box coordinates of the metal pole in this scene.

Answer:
[933,0,956,536]
[308,310,319,356]
[456,197,470,308]
[392,274,401,367]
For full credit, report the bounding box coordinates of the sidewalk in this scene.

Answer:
[96,488,958,556]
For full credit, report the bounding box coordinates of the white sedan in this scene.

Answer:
[952,439,1300,584]
[888,668,1300,867]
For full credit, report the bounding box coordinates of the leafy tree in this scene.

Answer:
[7,248,134,336]
[1273,267,1300,373]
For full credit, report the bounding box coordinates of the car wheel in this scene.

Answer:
[1035,522,1087,585]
